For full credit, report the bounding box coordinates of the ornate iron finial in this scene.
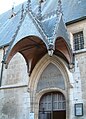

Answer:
[21,4,24,19]
[9,3,16,18]
[27,0,31,12]
[12,1,16,14]
[57,0,63,16]
[39,0,44,3]
[38,0,42,20]
[38,0,45,20]
[48,38,54,57]
[48,43,54,56]
[12,5,14,13]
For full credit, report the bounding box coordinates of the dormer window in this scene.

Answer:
[73,31,84,51]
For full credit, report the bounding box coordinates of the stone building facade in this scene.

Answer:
[0,0,86,119]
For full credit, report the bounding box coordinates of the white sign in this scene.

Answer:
[29,113,34,119]
[75,103,83,116]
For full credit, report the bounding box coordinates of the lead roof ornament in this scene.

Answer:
[10,3,16,18]
[27,0,31,12]
[57,0,63,16]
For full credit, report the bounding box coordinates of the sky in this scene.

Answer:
[0,0,26,14]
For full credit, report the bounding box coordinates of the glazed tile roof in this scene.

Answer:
[0,0,86,47]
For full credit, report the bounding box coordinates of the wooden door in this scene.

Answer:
[39,92,66,119]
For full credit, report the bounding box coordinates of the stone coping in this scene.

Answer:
[73,48,86,54]
[0,83,28,90]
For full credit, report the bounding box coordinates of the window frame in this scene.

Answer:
[73,31,84,51]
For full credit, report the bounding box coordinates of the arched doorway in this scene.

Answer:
[39,92,66,119]
[29,55,71,119]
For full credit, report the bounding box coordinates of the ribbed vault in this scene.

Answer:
[55,37,73,65]
[6,36,47,75]
[6,35,73,76]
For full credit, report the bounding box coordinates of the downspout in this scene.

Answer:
[0,47,5,87]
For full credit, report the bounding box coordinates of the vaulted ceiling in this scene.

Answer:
[6,36,73,75]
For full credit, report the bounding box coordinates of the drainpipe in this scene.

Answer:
[0,47,5,87]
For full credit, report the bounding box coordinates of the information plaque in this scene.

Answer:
[75,103,83,116]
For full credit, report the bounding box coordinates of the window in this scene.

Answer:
[73,31,84,51]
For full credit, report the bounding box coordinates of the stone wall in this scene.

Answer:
[67,20,86,118]
[0,53,30,119]
[67,20,86,49]
[37,63,65,92]
[75,52,86,117]
[0,87,30,119]
[0,48,3,80]
[2,53,28,86]
[0,20,86,119]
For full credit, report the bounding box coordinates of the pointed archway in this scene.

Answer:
[28,54,72,119]
[55,37,73,65]
[5,36,47,75]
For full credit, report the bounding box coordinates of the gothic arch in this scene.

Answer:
[29,54,71,91]
[28,54,74,119]
[5,35,47,74]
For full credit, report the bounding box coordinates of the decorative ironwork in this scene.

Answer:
[27,0,31,12]
[21,4,24,19]
[4,12,27,68]
[10,4,16,18]
[38,1,42,20]
[57,0,63,16]
[27,11,48,45]
[48,43,54,56]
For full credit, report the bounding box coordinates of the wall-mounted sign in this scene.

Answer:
[29,112,34,119]
[75,103,83,116]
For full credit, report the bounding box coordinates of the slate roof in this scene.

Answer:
[0,0,86,47]
[41,15,57,37]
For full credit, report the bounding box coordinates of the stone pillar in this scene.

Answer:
[67,68,75,119]
[73,59,84,119]
[83,23,86,48]
[73,59,83,103]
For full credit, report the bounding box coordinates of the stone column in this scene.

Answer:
[67,68,75,119]
[83,23,86,48]
[73,59,83,119]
